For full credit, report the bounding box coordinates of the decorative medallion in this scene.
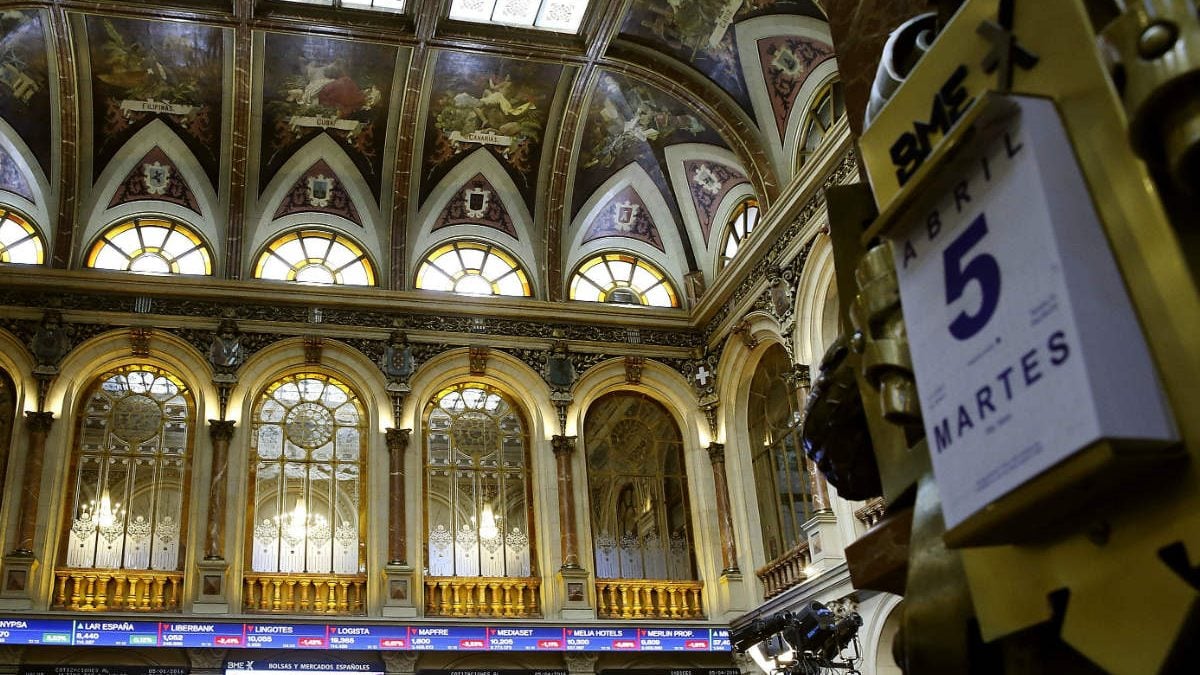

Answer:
[111,394,164,444]
[142,161,170,195]
[463,186,489,218]
[284,401,334,449]
[306,174,335,207]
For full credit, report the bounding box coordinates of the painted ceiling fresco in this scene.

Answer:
[759,35,834,137]
[620,0,826,117]
[0,145,34,204]
[0,10,52,180]
[108,147,200,215]
[260,33,400,203]
[433,173,518,240]
[0,1,842,295]
[420,51,563,214]
[574,69,726,259]
[84,15,225,187]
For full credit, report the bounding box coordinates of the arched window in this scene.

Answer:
[424,383,534,578]
[86,217,212,275]
[585,392,695,581]
[797,81,846,168]
[748,345,814,563]
[56,366,194,611]
[0,206,45,265]
[415,240,531,297]
[569,253,679,308]
[253,229,375,286]
[247,372,367,614]
[718,197,759,270]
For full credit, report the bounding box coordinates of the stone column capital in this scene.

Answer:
[385,427,411,452]
[207,419,235,441]
[707,441,726,464]
[24,411,53,433]
[551,434,576,456]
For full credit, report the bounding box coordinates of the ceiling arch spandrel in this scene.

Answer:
[617,0,826,118]
[433,173,518,240]
[79,15,227,190]
[258,32,403,204]
[0,10,53,183]
[419,50,564,216]
[272,160,363,228]
[108,146,201,216]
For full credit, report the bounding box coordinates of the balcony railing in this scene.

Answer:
[424,576,541,617]
[595,579,704,619]
[243,572,367,615]
[54,568,183,611]
[756,540,811,599]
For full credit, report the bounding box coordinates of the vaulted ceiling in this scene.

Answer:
[0,0,835,307]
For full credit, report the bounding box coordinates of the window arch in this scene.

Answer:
[718,197,760,270]
[796,81,846,168]
[253,229,376,286]
[748,345,814,563]
[585,392,695,581]
[86,217,212,275]
[414,240,531,297]
[247,372,367,585]
[569,253,679,308]
[0,206,45,265]
[56,366,194,610]
[424,383,535,580]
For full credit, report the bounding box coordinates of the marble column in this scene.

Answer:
[552,435,581,569]
[12,412,53,555]
[205,420,235,560]
[707,442,740,575]
[386,428,411,565]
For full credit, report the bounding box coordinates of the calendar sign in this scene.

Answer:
[889,96,1177,530]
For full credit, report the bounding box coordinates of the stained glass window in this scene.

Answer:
[448,0,589,33]
[425,383,534,579]
[585,392,695,580]
[719,197,759,270]
[63,367,193,572]
[249,373,367,576]
[0,207,44,265]
[415,241,531,297]
[254,229,375,286]
[569,253,678,308]
[86,217,212,275]
[749,345,814,562]
[797,82,846,168]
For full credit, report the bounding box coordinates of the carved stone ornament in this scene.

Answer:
[304,336,324,365]
[129,326,152,357]
[469,346,489,375]
[624,355,645,384]
[544,339,577,393]
[208,318,244,379]
[563,653,599,674]
[186,647,228,671]
[381,329,415,384]
[380,652,418,674]
[30,310,71,373]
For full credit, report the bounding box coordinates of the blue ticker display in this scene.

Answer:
[0,619,731,652]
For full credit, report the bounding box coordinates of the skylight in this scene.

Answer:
[449,0,589,33]
[278,0,406,13]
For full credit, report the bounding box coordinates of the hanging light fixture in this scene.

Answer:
[96,490,122,528]
[479,502,499,540]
